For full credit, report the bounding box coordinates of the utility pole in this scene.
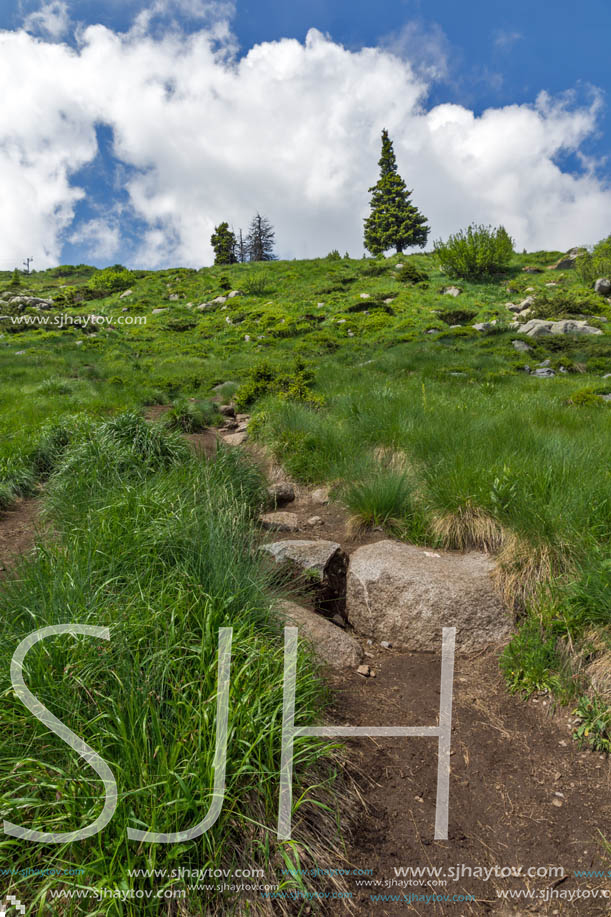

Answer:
[22,257,34,274]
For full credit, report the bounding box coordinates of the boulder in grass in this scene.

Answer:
[259,512,299,532]
[346,540,510,653]
[276,600,362,669]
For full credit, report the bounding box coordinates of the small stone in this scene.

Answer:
[310,487,330,505]
[259,512,299,532]
[381,640,392,648]
[359,293,370,299]
[222,431,247,446]
[593,278,611,295]
[442,286,461,297]
[512,339,531,352]
[168,293,180,301]
[267,482,296,506]
[551,797,563,807]
[244,334,251,342]
[357,664,371,677]
[219,403,236,418]
[307,515,323,526]
[152,308,167,315]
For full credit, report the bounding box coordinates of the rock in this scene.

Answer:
[357,664,371,677]
[15,350,26,355]
[346,540,510,652]
[517,319,603,337]
[259,512,299,532]
[227,290,243,298]
[75,340,83,346]
[219,403,236,418]
[522,266,543,273]
[545,282,559,287]
[380,640,392,648]
[168,293,180,301]
[512,340,531,352]
[152,308,167,315]
[211,295,228,305]
[359,293,370,299]
[119,289,132,299]
[261,539,348,618]
[594,278,611,295]
[506,302,522,312]
[538,359,551,367]
[310,487,330,505]
[222,431,247,446]
[307,516,323,526]
[547,253,578,270]
[442,286,461,297]
[473,321,497,332]
[394,263,404,269]
[532,368,555,377]
[244,334,251,342]
[6,295,53,311]
[277,600,362,669]
[519,296,536,310]
[213,380,238,391]
[267,482,296,506]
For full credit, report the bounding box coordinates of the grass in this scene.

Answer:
[0,415,347,914]
[0,248,610,905]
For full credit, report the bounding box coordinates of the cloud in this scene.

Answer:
[381,20,451,82]
[493,29,524,50]
[69,218,121,260]
[23,1,71,40]
[0,14,610,268]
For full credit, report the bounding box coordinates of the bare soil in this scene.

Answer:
[0,497,40,579]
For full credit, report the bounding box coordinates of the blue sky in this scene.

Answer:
[1,0,610,267]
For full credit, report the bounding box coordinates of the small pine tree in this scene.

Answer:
[364,129,429,256]
[10,268,21,287]
[210,222,237,265]
[246,213,276,262]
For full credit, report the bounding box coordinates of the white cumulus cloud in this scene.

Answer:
[0,11,610,268]
[69,218,121,260]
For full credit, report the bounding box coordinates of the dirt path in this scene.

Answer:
[0,497,40,579]
[238,438,611,916]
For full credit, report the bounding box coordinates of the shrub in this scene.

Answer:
[360,261,388,277]
[434,224,514,279]
[243,276,272,296]
[569,387,610,407]
[529,288,605,320]
[326,249,341,260]
[573,695,611,754]
[234,358,321,410]
[439,308,477,325]
[165,398,220,432]
[395,262,429,284]
[575,234,611,285]
[87,267,134,296]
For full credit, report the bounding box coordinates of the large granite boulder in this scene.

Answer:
[276,600,362,669]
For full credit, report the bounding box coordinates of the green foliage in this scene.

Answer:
[575,234,611,285]
[164,397,220,432]
[326,249,341,260]
[234,358,321,410]
[9,268,21,287]
[342,469,426,538]
[434,224,514,279]
[439,307,477,325]
[569,387,610,407]
[364,129,430,255]
[87,267,134,295]
[529,287,605,320]
[243,275,272,296]
[360,261,388,277]
[210,221,237,265]
[573,695,611,754]
[395,261,429,284]
[246,212,276,262]
[499,617,570,699]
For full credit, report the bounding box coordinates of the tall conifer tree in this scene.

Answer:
[364,129,429,255]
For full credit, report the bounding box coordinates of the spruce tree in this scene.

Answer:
[237,229,247,263]
[246,213,276,261]
[210,222,237,264]
[364,129,429,255]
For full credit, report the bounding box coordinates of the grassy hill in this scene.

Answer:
[0,250,610,911]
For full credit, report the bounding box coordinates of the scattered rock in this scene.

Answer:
[277,600,363,669]
[346,540,510,652]
[119,289,132,299]
[551,797,564,808]
[75,340,83,346]
[310,487,330,505]
[506,302,522,313]
[15,350,26,355]
[261,539,348,618]
[380,640,392,648]
[219,404,236,418]
[522,266,543,273]
[307,515,323,526]
[547,252,581,270]
[532,368,555,378]
[359,293,370,299]
[512,340,531,352]
[442,286,461,297]
[473,321,498,332]
[227,290,243,298]
[594,278,611,295]
[152,308,167,315]
[357,664,371,677]
[211,295,227,305]
[168,293,180,301]
[267,482,296,506]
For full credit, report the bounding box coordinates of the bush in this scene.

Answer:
[529,288,605,320]
[434,224,514,279]
[395,262,429,284]
[87,267,134,296]
[234,358,321,410]
[165,398,220,432]
[243,276,272,296]
[326,249,341,260]
[360,261,388,277]
[575,234,611,285]
[439,308,477,325]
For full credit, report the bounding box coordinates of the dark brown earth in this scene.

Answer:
[0,497,40,579]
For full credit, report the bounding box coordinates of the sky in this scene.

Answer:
[0,0,610,269]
